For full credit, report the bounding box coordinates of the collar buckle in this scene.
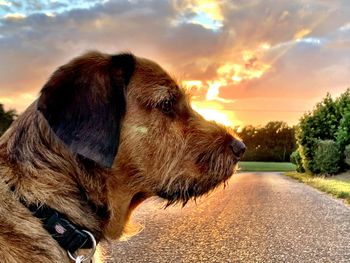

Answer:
[44,211,92,253]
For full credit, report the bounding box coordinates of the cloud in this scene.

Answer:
[0,0,349,126]
[4,12,25,20]
[0,0,106,18]
[173,0,224,30]
[0,0,11,7]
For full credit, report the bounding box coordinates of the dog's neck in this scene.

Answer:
[0,104,109,238]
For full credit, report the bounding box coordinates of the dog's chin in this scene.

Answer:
[156,162,238,207]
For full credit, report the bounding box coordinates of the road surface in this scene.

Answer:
[100,172,350,263]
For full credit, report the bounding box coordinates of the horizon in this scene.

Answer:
[0,0,349,127]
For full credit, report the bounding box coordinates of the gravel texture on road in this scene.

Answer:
[100,172,350,263]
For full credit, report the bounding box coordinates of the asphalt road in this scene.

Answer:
[100,172,350,263]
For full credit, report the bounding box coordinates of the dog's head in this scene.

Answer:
[38,51,245,238]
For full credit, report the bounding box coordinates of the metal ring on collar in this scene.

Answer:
[67,230,97,262]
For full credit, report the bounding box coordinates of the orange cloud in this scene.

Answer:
[182,42,273,127]
[217,45,271,85]
[294,28,311,40]
[182,80,203,89]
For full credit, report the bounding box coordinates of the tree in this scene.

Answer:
[235,121,296,162]
[0,104,17,136]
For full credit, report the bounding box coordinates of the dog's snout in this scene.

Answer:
[230,139,246,159]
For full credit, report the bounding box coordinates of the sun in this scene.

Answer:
[191,100,241,127]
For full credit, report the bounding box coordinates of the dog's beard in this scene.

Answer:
[156,152,237,207]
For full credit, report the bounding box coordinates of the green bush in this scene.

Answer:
[314,140,341,175]
[296,93,339,173]
[296,89,350,174]
[290,150,304,172]
[344,145,350,167]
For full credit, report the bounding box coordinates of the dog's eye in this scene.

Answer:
[160,99,173,114]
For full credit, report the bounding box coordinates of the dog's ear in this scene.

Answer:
[37,51,135,168]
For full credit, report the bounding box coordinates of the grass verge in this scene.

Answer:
[238,162,296,172]
[285,172,350,204]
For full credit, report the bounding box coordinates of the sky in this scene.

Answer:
[0,0,349,127]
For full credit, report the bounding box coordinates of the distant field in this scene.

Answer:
[285,172,350,204]
[238,162,296,172]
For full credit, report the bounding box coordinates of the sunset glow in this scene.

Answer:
[191,101,241,127]
[0,0,349,127]
[182,43,273,127]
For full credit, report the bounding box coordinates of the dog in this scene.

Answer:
[0,51,245,262]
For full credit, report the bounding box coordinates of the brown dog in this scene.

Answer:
[0,51,245,263]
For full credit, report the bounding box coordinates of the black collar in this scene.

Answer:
[12,187,94,254]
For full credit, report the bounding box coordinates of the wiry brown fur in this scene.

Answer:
[0,51,242,262]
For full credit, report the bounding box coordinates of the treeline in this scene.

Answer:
[234,121,296,162]
[0,104,16,136]
[292,89,350,175]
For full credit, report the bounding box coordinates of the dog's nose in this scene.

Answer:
[230,139,246,159]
